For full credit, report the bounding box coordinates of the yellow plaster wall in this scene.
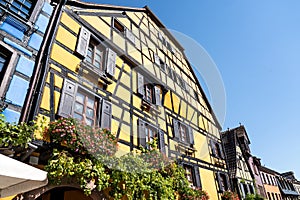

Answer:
[80,15,111,39]
[51,44,80,72]
[194,132,211,163]
[200,168,218,200]
[56,25,77,51]
[60,12,80,34]
[40,87,60,113]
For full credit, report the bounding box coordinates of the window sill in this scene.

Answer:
[78,61,113,85]
[141,99,161,114]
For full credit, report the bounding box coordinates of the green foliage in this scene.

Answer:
[0,114,36,148]
[43,118,209,199]
[245,194,265,200]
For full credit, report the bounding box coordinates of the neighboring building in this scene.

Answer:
[278,171,300,200]
[259,166,282,200]
[282,171,300,199]
[1,0,230,199]
[221,125,256,199]
[0,0,54,197]
[0,0,53,123]
[251,156,267,198]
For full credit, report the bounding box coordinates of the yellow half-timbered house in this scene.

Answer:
[1,0,230,199]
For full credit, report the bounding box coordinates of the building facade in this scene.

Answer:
[0,0,53,123]
[282,172,300,199]
[259,166,282,200]
[1,0,230,199]
[221,125,256,199]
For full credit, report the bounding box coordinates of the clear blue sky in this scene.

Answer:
[86,0,300,178]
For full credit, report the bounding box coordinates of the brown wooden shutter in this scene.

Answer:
[188,126,194,145]
[101,100,112,129]
[158,129,166,154]
[194,166,201,188]
[58,79,77,118]
[138,119,146,147]
[75,26,91,57]
[154,85,161,106]
[106,48,117,77]
[137,72,145,97]
[173,119,180,139]
[210,140,216,156]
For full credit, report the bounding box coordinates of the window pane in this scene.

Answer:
[86,118,93,126]
[74,103,84,114]
[76,93,85,103]
[86,108,94,118]
[87,97,94,108]
[73,113,83,121]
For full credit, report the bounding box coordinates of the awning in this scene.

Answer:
[0,154,48,198]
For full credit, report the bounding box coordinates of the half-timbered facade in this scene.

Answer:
[33,1,229,199]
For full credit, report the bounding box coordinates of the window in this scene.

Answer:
[113,18,125,33]
[0,51,9,85]
[217,172,229,192]
[75,26,117,77]
[210,140,224,159]
[58,79,112,129]
[138,119,165,153]
[179,123,188,143]
[184,165,201,188]
[73,90,98,126]
[85,38,105,71]
[173,119,194,145]
[0,0,32,19]
[137,72,162,106]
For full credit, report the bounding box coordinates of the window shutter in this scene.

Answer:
[154,54,160,66]
[154,85,161,106]
[125,29,135,44]
[218,143,225,159]
[58,79,77,118]
[173,119,180,139]
[194,166,201,188]
[217,172,224,192]
[106,48,117,77]
[76,26,91,57]
[138,119,146,147]
[137,72,145,97]
[225,174,230,190]
[158,129,166,154]
[101,100,112,129]
[240,183,245,198]
[188,126,194,145]
[210,140,216,156]
[158,32,164,41]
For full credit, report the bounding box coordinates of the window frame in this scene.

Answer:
[173,119,194,145]
[0,43,17,99]
[58,79,113,129]
[217,172,230,192]
[85,37,106,72]
[138,119,165,153]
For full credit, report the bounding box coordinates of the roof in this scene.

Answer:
[259,165,280,175]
